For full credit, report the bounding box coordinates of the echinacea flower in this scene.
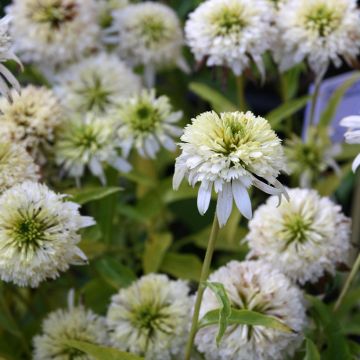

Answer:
[0,15,21,100]
[173,111,288,226]
[54,53,141,115]
[340,115,360,172]
[116,89,183,158]
[0,85,63,160]
[0,181,94,287]
[275,0,360,77]
[106,273,192,360]
[108,2,188,86]
[185,0,275,78]
[0,141,39,193]
[7,0,100,67]
[246,188,351,284]
[33,291,108,359]
[196,260,306,360]
[55,113,131,185]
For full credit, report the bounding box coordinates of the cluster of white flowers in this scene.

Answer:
[55,113,131,185]
[7,0,100,67]
[106,273,192,360]
[173,111,288,226]
[275,0,360,76]
[185,0,275,78]
[0,181,94,287]
[0,85,63,160]
[246,188,351,284]
[196,260,306,360]
[116,89,183,159]
[54,53,141,115]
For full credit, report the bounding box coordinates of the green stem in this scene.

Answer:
[307,79,321,141]
[334,173,360,311]
[236,75,247,112]
[184,214,220,360]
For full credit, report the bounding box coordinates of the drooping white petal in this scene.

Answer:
[340,115,360,129]
[216,182,233,227]
[352,153,360,172]
[232,181,252,220]
[197,181,212,215]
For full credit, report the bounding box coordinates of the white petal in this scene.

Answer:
[216,182,233,227]
[173,164,186,190]
[232,181,252,220]
[197,181,212,215]
[352,153,360,173]
[109,157,132,173]
[340,116,360,129]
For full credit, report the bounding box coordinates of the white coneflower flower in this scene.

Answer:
[0,15,21,100]
[0,181,94,287]
[7,0,100,67]
[97,0,128,28]
[340,115,360,172]
[116,89,183,159]
[246,188,351,284]
[108,2,188,86]
[33,292,108,359]
[106,274,192,360]
[185,0,275,78]
[275,0,360,76]
[0,141,39,193]
[285,130,341,187]
[54,53,141,115]
[0,85,63,159]
[196,260,306,360]
[173,111,288,227]
[55,113,131,185]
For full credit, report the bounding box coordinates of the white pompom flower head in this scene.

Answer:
[0,181,95,287]
[195,260,307,360]
[173,111,288,227]
[275,0,360,77]
[55,112,131,186]
[116,89,183,159]
[340,115,360,172]
[185,0,275,79]
[106,273,192,360]
[246,187,351,285]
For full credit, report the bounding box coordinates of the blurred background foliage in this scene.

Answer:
[0,0,360,359]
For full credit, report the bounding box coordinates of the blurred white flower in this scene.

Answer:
[7,0,100,67]
[275,0,360,76]
[196,260,306,360]
[55,113,131,185]
[96,0,128,28]
[116,89,182,159]
[108,2,187,86]
[0,15,21,100]
[340,115,360,172]
[33,292,108,359]
[246,188,351,284]
[173,111,288,227]
[0,181,94,287]
[54,53,141,115]
[106,273,192,360]
[0,141,39,193]
[185,0,275,78]
[0,85,63,160]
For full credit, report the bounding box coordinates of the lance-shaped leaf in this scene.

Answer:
[304,338,321,360]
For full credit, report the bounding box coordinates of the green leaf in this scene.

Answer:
[67,187,122,205]
[0,291,21,337]
[143,233,173,273]
[189,82,237,112]
[63,340,143,360]
[160,252,202,281]
[307,295,351,360]
[304,338,321,360]
[204,282,232,345]
[199,308,293,334]
[348,340,360,358]
[266,95,311,129]
[96,258,136,289]
[319,72,360,128]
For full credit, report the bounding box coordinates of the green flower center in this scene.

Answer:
[305,5,340,36]
[75,128,100,151]
[77,76,112,112]
[212,7,247,35]
[141,17,167,45]
[129,103,160,132]
[280,213,312,248]
[30,0,77,28]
